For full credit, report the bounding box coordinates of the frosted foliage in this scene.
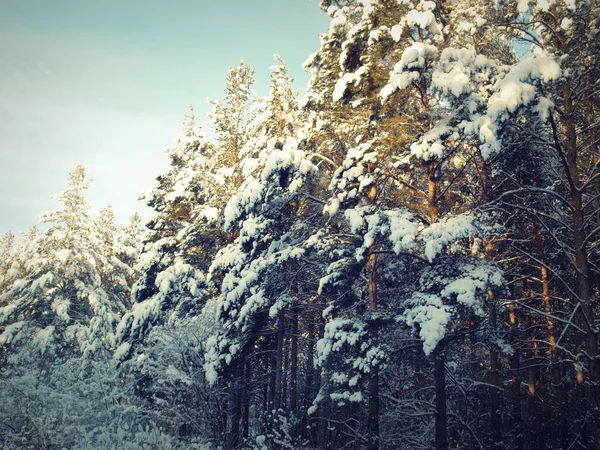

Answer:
[0,349,198,450]
[0,231,16,292]
[332,67,368,102]
[339,206,418,262]
[205,224,308,380]
[478,53,561,157]
[391,24,402,41]
[441,263,504,315]
[421,213,479,262]
[205,58,318,383]
[116,255,205,356]
[208,61,255,149]
[316,318,367,367]
[328,142,378,204]
[405,10,440,34]
[393,44,505,162]
[432,47,495,98]
[314,318,386,405]
[381,43,439,102]
[401,293,451,355]
[398,257,505,355]
[410,120,452,161]
[224,141,316,231]
[0,165,133,365]
[0,321,26,346]
[320,200,501,355]
[124,101,241,354]
[488,55,561,119]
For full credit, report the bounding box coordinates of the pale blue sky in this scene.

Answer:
[0,0,327,235]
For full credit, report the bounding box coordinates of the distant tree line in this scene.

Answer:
[1,1,599,449]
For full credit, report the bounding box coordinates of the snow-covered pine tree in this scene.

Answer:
[203,56,320,447]
[479,1,600,446]
[94,204,140,310]
[118,62,259,360]
[0,165,147,449]
[301,1,511,448]
[0,231,15,295]
[208,61,256,189]
[0,164,130,363]
[115,107,215,358]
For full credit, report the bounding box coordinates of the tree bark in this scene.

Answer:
[242,359,250,441]
[290,305,298,413]
[434,346,448,450]
[303,316,317,445]
[488,290,503,448]
[558,68,599,397]
[367,250,380,450]
[508,301,523,450]
[274,309,286,411]
[534,224,569,448]
[525,313,541,449]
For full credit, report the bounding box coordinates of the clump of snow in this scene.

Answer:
[517,0,530,13]
[0,320,26,345]
[113,342,131,361]
[391,24,402,42]
[487,55,561,120]
[421,213,478,262]
[332,67,368,102]
[381,43,439,102]
[52,297,71,322]
[399,293,451,355]
[405,10,440,34]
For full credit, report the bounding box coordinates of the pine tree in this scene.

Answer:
[204,56,320,447]
[0,164,129,364]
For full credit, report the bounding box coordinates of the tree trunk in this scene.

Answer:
[434,346,448,450]
[283,335,289,410]
[481,159,503,448]
[488,292,503,448]
[229,375,242,449]
[525,313,541,450]
[274,309,285,411]
[303,316,317,445]
[290,305,298,413]
[263,351,270,415]
[560,81,599,388]
[242,359,251,441]
[367,250,380,450]
[508,302,523,450]
[534,225,569,448]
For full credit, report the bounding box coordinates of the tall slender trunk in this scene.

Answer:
[316,316,328,449]
[534,224,568,447]
[367,250,380,450]
[263,351,270,415]
[481,160,503,448]
[283,335,289,410]
[426,148,447,450]
[290,305,299,413]
[303,316,317,446]
[488,289,502,448]
[274,309,286,411]
[557,81,600,445]
[525,313,540,450]
[427,160,439,223]
[434,345,448,450]
[559,73,599,388]
[242,359,250,441]
[508,302,523,450]
[229,374,242,449]
[269,349,276,412]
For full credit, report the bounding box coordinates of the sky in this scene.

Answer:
[0,0,328,236]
